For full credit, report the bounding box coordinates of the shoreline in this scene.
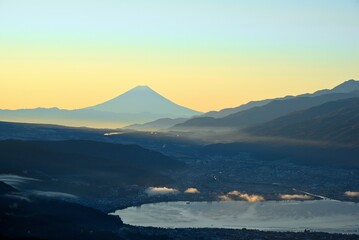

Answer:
[111,199,359,235]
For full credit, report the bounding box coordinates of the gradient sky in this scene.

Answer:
[1,0,358,112]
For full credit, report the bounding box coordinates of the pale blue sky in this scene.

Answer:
[1,0,358,46]
[0,0,358,111]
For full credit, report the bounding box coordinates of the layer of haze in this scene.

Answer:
[1,0,358,112]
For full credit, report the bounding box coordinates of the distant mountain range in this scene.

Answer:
[246,97,359,146]
[0,86,201,128]
[173,80,359,130]
[202,80,359,119]
[129,79,359,131]
[1,79,359,138]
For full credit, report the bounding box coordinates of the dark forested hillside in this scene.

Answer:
[0,140,184,186]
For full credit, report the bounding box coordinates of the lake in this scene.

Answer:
[111,200,359,234]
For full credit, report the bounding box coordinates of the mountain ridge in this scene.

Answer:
[245,97,359,146]
[202,79,359,119]
[174,80,359,130]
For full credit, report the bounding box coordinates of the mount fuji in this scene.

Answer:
[87,85,200,116]
[0,86,201,128]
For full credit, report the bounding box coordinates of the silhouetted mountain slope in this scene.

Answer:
[246,97,359,146]
[0,140,184,186]
[0,181,17,194]
[0,193,122,240]
[202,79,359,118]
[332,79,359,93]
[0,121,199,158]
[175,90,359,130]
[125,117,187,131]
[39,140,184,171]
[0,121,109,141]
[203,99,279,118]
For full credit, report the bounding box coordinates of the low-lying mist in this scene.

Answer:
[219,191,265,202]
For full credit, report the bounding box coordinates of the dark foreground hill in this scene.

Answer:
[0,181,17,194]
[0,140,184,187]
[0,121,108,141]
[246,97,359,146]
[0,184,123,240]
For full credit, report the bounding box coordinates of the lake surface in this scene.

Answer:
[111,200,359,234]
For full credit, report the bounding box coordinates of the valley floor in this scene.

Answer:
[1,123,358,239]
